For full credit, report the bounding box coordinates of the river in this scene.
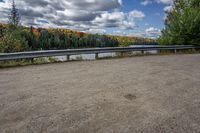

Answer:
[52,45,159,61]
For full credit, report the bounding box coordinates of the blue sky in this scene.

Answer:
[123,0,165,28]
[106,0,169,37]
[0,0,173,38]
[109,0,171,37]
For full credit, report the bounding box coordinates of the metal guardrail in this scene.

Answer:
[0,45,200,61]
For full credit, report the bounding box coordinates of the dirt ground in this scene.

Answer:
[0,54,200,133]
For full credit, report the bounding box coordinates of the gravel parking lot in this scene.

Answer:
[0,54,200,133]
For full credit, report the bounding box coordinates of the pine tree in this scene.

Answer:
[9,0,20,26]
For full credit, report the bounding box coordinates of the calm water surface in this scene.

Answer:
[54,45,158,61]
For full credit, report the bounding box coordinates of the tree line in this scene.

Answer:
[0,25,121,53]
[0,0,156,53]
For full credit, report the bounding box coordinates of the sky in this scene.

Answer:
[0,0,174,38]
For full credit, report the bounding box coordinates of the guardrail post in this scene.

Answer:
[174,49,177,54]
[121,52,124,57]
[67,55,70,61]
[141,50,144,55]
[95,53,99,59]
[31,58,34,63]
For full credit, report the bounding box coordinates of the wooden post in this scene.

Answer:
[95,53,99,59]
[67,55,70,61]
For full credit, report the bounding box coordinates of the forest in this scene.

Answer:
[0,24,156,53]
[0,0,156,53]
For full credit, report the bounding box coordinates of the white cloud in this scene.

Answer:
[0,0,147,33]
[156,0,173,5]
[140,0,174,22]
[0,0,10,23]
[164,5,173,12]
[141,0,152,6]
[92,10,145,30]
[86,28,106,34]
[111,30,127,36]
[141,0,174,5]
[0,0,121,28]
[118,0,123,5]
[129,10,145,19]
[145,27,161,37]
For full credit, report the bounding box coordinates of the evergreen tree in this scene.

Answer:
[9,0,20,26]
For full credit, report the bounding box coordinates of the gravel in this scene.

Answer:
[0,54,200,133]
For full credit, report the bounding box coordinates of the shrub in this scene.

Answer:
[0,29,29,53]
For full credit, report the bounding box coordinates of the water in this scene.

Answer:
[130,45,158,54]
[53,45,159,61]
[55,53,117,61]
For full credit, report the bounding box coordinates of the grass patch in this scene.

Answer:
[0,57,60,68]
[0,59,32,68]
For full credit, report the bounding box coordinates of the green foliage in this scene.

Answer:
[159,0,200,45]
[31,29,120,50]
[48,57,58,62]
[113,36,157,47]
[0,27,29,53]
